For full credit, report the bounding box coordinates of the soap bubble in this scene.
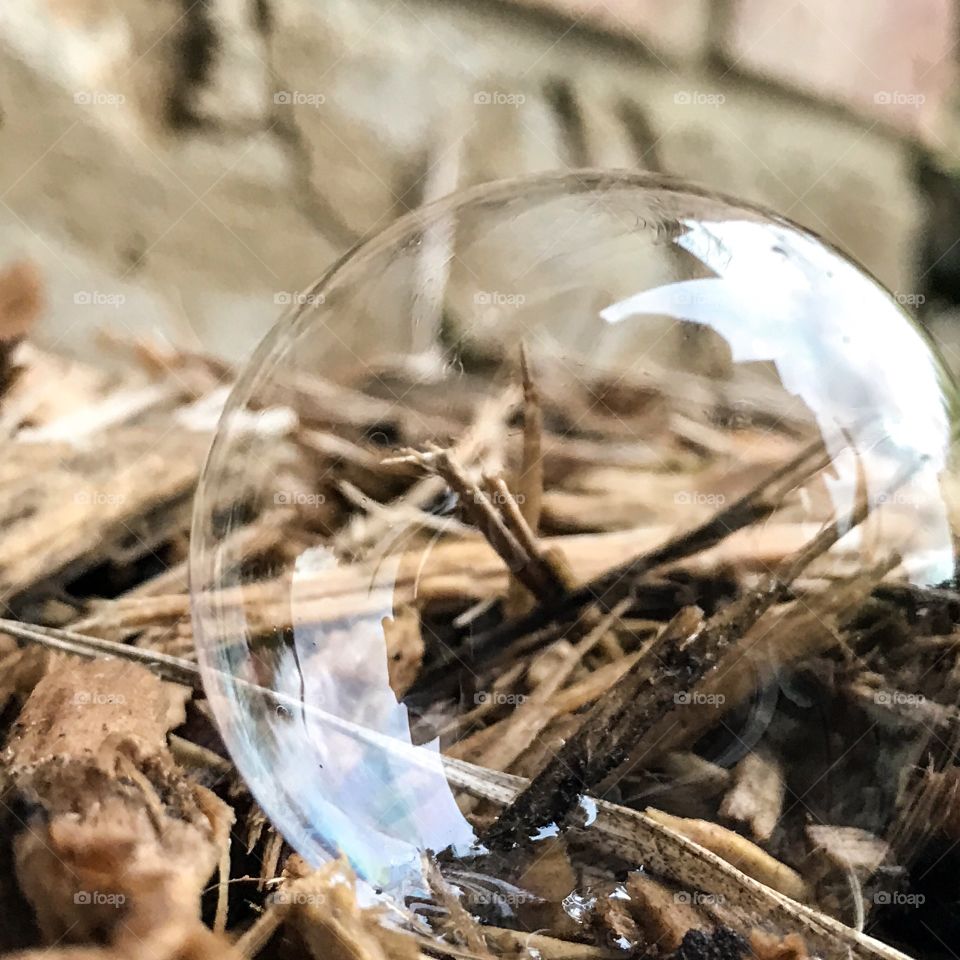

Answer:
[191,172,959,950]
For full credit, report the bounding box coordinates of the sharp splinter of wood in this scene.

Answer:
[400,446,562,602]
[0,617,202,689]
[483,474,541,560]
[507,345,546,617]
[517,343,543,534]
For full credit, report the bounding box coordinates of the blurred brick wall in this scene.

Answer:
[0,0,955,361]
[509,0,957,142]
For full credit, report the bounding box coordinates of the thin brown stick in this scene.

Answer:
[392,445,565,603]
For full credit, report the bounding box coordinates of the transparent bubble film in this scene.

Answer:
[191,172,960,956]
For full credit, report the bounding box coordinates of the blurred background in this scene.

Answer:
[1,0,960,367]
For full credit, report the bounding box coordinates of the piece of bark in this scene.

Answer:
[643,808,809,903]
[0,260,43,341]
[0,260,42,397]
[624,872,708,951]
[0,426,208,607]
[749,931,811,960]
[719,751,785,843]
[3,658,232,950]
[0,639,49,712]
[334,387,518,558]
[453,601,629,771]
[424,857,494,957]
[605,556,898,786]
[482,927,621,959]
[4,925,240,960]
[591,890,641,952]
[446,756,913,960]
[805,826,889,880]
[275,857,421,960]
[382,605,425,697]
[673,927,750,960]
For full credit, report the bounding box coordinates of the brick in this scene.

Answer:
[719,0,957,141]
[503,0,710,60]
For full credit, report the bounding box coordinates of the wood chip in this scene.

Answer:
[3,659,232,950]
